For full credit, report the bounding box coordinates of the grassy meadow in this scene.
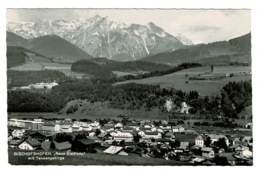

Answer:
[115,66,251,96]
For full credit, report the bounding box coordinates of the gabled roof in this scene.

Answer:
[165,132,174,138]
[98,132,108,138]
[9,140,21,145]
[175,133,197,144]
[145,131,159,135]
[53,141,71,151]
[42,123,57,127]
[179,142,189,150]
[103,146,123,154]
[77,139,96,145]
[26,138,41,147]
[41,141,52,151]
[196,135,205,140]
[127,122,139,126]
[31,131,53,137]
[201,147,213,152]
[123,126,134,130]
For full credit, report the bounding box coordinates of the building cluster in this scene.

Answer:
[11,82,58,90]
[8,118,253,165]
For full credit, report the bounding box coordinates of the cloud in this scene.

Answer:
[185,26,222,32]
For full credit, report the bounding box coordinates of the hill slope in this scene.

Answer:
[29,35,93,62]
[6,31,29,47]
[142,33,251,66]
[7,32,93,62]
[7,46,52,68]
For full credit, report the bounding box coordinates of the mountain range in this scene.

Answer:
[7,15,250,65]
[142,33,251,66]
[7,15,192,61]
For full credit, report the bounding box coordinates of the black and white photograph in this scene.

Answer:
[2,1,258,166]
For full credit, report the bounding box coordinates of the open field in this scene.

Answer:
[8,149,190,165]
[9,61,87,79]
[112,71,137,77]
[8,108,170,121]
[115,66,251,96]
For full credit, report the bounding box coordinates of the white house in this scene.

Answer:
[143,131,162,139]
[8,119,43,130]
[60,125,73,133]
[11,129,25,138]
[159,125,171,130]
[180,102,191,114]
[201,147,215,159]
[127,122,139,129]
[207,134,230,146]
[195,135,204,148]
[18,138,41,150]
[110,131,133,142]
[42,123,60,132]
[172,126,185,132]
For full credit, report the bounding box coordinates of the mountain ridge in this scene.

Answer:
[142,33,251,66]
[7,16,191,61]
[7,31,92,62]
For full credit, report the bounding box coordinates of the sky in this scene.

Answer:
[6,9,251,44]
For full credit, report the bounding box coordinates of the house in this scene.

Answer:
[144,124,152,129]
[241,136,252,143]
[102,124,114,132]
[127,122,139,129]
[60,125,73,133]
[41,141,53,151]
[207,134,230,146]
[8,119,43,130]
[9,139,21,148]
[8,134,13,141]
[110,131,133,142]
[11,129,25,138]
[179,142,189,150]
[72,125,83,132]
[230,144,249,153]
[195,135,205,148]
[159,124,171,130]
[122,126,134,132]
[201,147,215,159]
[172,126,185,132]
[175,133,197,146]
[64,118,72,123]
[97,132,109,139]
[53,141,71,151]
[226,154,237,165]
[114,123,123,129]
[164,132,175,140]
[87,136,101,143]
[90,121,100,131]
[143,131,162,140]
[180,102,191,114]
[103,146,124,155]
[73,139,98,152]
[139,127,152,132]
[18,138,41,150]
[30,131,53,142]
[82,124,92,132]
[42,123,60,132]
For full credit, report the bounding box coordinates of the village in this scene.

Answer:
[8,116,253,165]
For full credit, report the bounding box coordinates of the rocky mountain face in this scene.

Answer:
[7,15,190,61]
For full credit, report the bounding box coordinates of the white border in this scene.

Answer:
[1,0,259,170]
